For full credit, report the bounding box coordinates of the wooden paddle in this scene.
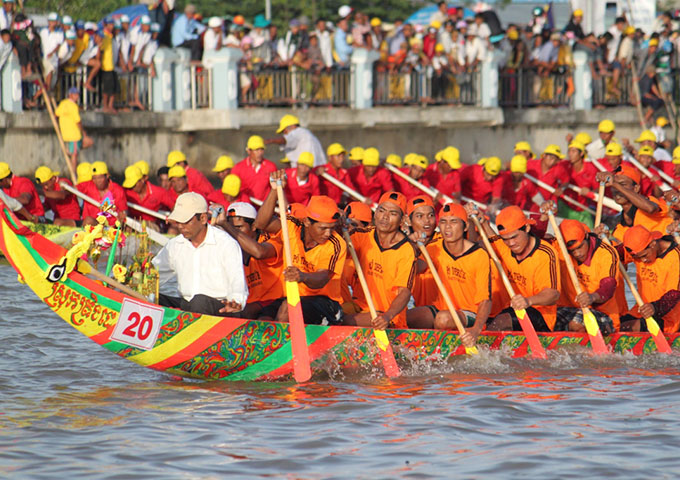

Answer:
[598,233,672,354]
[566,183,621,212]
[320,172,377,209]
[546,210,609,355]
[416,237,479,355]
[128,202,168,221]
[524,173,596,215]
[595,182,606,228]
[341,228,400,377]
[627,155,673,192]
[275,180,312,382]
[469,214,548,359]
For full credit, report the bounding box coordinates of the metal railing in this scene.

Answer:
[238,66,351,107]
[499,68,571,108]
[591,69,633,107]
[373,67,478,106]
[190,65,212,109]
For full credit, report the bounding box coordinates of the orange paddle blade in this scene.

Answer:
[583,310,609,355]
[515,308,547,359]
[645,316,672,354]
[285,281,312,382]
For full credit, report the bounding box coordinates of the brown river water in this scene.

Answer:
[1,264,680,479]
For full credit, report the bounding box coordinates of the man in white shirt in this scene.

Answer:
[313,18,333,68]
[202,16,223,65]
[128,15,152,70]
[0,0,14,32]
[40,12,64,88]
[153,192,249,316]
[116,14,131,72]
[266,114,326,167]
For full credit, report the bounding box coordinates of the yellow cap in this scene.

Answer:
[327,142,346,157]
[573,9,583,16]
[598,119,615,133]
[635,130,656,143]
[403,153,419,166]
[510,155,527,173]
[434,150,443,162]
[134,160,150,176]
[514,141,533,154]
[508,30,519,40]
[673,146,680,164]
[167,150,187,167]
[221,174,241,196]
[297,151,315,168]
[35,166,58,184]
[649,38,659,47]
[363,147,380,167]
[168,165,187,179]
[370,17,381,27]
[430,20,441,29]
[574,132,592,145]
[122,165,143,189]
[413,155,428,169]
[484,156,502,176]
[76,162,92,184]
[435,43,444,53]
[280,157,290,164]
[0,162,10,180]
[276,114,300,133]
[247,135,265,150]
[605,142,623,156]
[657,117,669,127]
[212,155,234,172]
[386,154,402,168]
[638,145,655,156]
[349,146,364,161]
[543,144,564,159]
[568,140,585,152]
[442,146,461,169]
[91,161,109,176]
[625,25,635,35]
[477,157,487,166]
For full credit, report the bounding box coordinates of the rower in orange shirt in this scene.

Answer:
[460,156,507,206]
[285,152,321,205]
[424,146,461,200]
[0,162,44,221]
[123,165,175,227]
[393,154,432,199]
[348,147,395,203]
[340,201,374,314]
[231,135,278,202]
[215,202,285,319]
[410,203,493,344]
[344,191,417,330]
[474,205,561,331]
[595,164,672,242]
[206,174,249,210]
[166,150,213,198]
[621,225,680,334]
[551,217,626,333]
[254,172,347,325]
[321,143,357,205]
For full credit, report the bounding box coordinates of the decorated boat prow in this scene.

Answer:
[0,201,677,382]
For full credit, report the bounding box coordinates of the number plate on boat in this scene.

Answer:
[110,299,164,350]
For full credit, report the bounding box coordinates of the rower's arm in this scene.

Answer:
[43,189,68,201]
[219,220,276,260]
[471,299,492,333]
[383,286,411,326]
[16,192,32,206]
[300,269,332,289]
[526,287,560,307]
[253,186,281,232]
[612,179,660,214]
[264,136,286,146]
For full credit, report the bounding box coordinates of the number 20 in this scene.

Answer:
[122,312,153,340]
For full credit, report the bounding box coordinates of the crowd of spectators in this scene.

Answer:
[1,0,680,112]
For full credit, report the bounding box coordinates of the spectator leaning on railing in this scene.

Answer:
[171,3,204,61]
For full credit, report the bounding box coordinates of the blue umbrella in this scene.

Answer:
[101,4,149,28]
[405,4,475,25]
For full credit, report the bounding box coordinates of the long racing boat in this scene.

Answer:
[0,201,676,382]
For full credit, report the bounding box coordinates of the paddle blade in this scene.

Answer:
[582,310,609,355]
[285,281,312,382]
[373,330,400,377]
[515,308,548,359]
[644,316,673,354]
[465,346,479,355]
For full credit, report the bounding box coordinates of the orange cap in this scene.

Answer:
[288,202,308,218]
[623,225,662,255]
[439,202,467,223]
[617,164,641,184]
[496,205,535,235]
[378,191,407,213]
[406,195,435,216]
[559,219,588,247]
[344,201,373,224]
[306,195,340,223]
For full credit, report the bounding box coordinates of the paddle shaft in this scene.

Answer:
[595,182,606,228]
[524,173,596,214]
[566,183,621,212]
[320,172,377,209]
[85,264,148,301]
[627,156,673,191]
[128,202,168,221]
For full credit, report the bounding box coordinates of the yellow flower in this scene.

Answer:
[112,264,127,283]
[96,215,107,225]
[72,231,85,244]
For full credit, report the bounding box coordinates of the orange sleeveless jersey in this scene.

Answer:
[634,241,680,333]
[425,239,492,313]
[491,235,561,330]
[350,227,417,328]
[245,232,285,304]
[285,217,347,303]
[412,233,441,307]
[552,236,627,330]
[612,197,673,242]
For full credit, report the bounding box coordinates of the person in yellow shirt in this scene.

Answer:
[55,87,92,172]
[100,20,119,114]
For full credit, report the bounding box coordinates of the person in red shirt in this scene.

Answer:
[122,165,175,227]
[0,162,45,220]
[34,166,80,226]
[80,161,128,225]
[207,174,249,210]
[502,155,539,211]
[636,145,665,197]
[76,162,92,187]
[527,144,570,201]
[461,156,507,205]
[348,147,394,203]
[285,152,321,205]
[393,154,431,199]
[167,165,209,203]
[166,150,213,198]
[599,142,630,172]
[564,140,599,220]
[231,135,278,202]
[514,141,534,161]
[424,146,462,200]
[321,142,358,205]
[211,155,234,183]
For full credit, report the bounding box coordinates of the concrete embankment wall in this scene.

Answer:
[1,106,645,185]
